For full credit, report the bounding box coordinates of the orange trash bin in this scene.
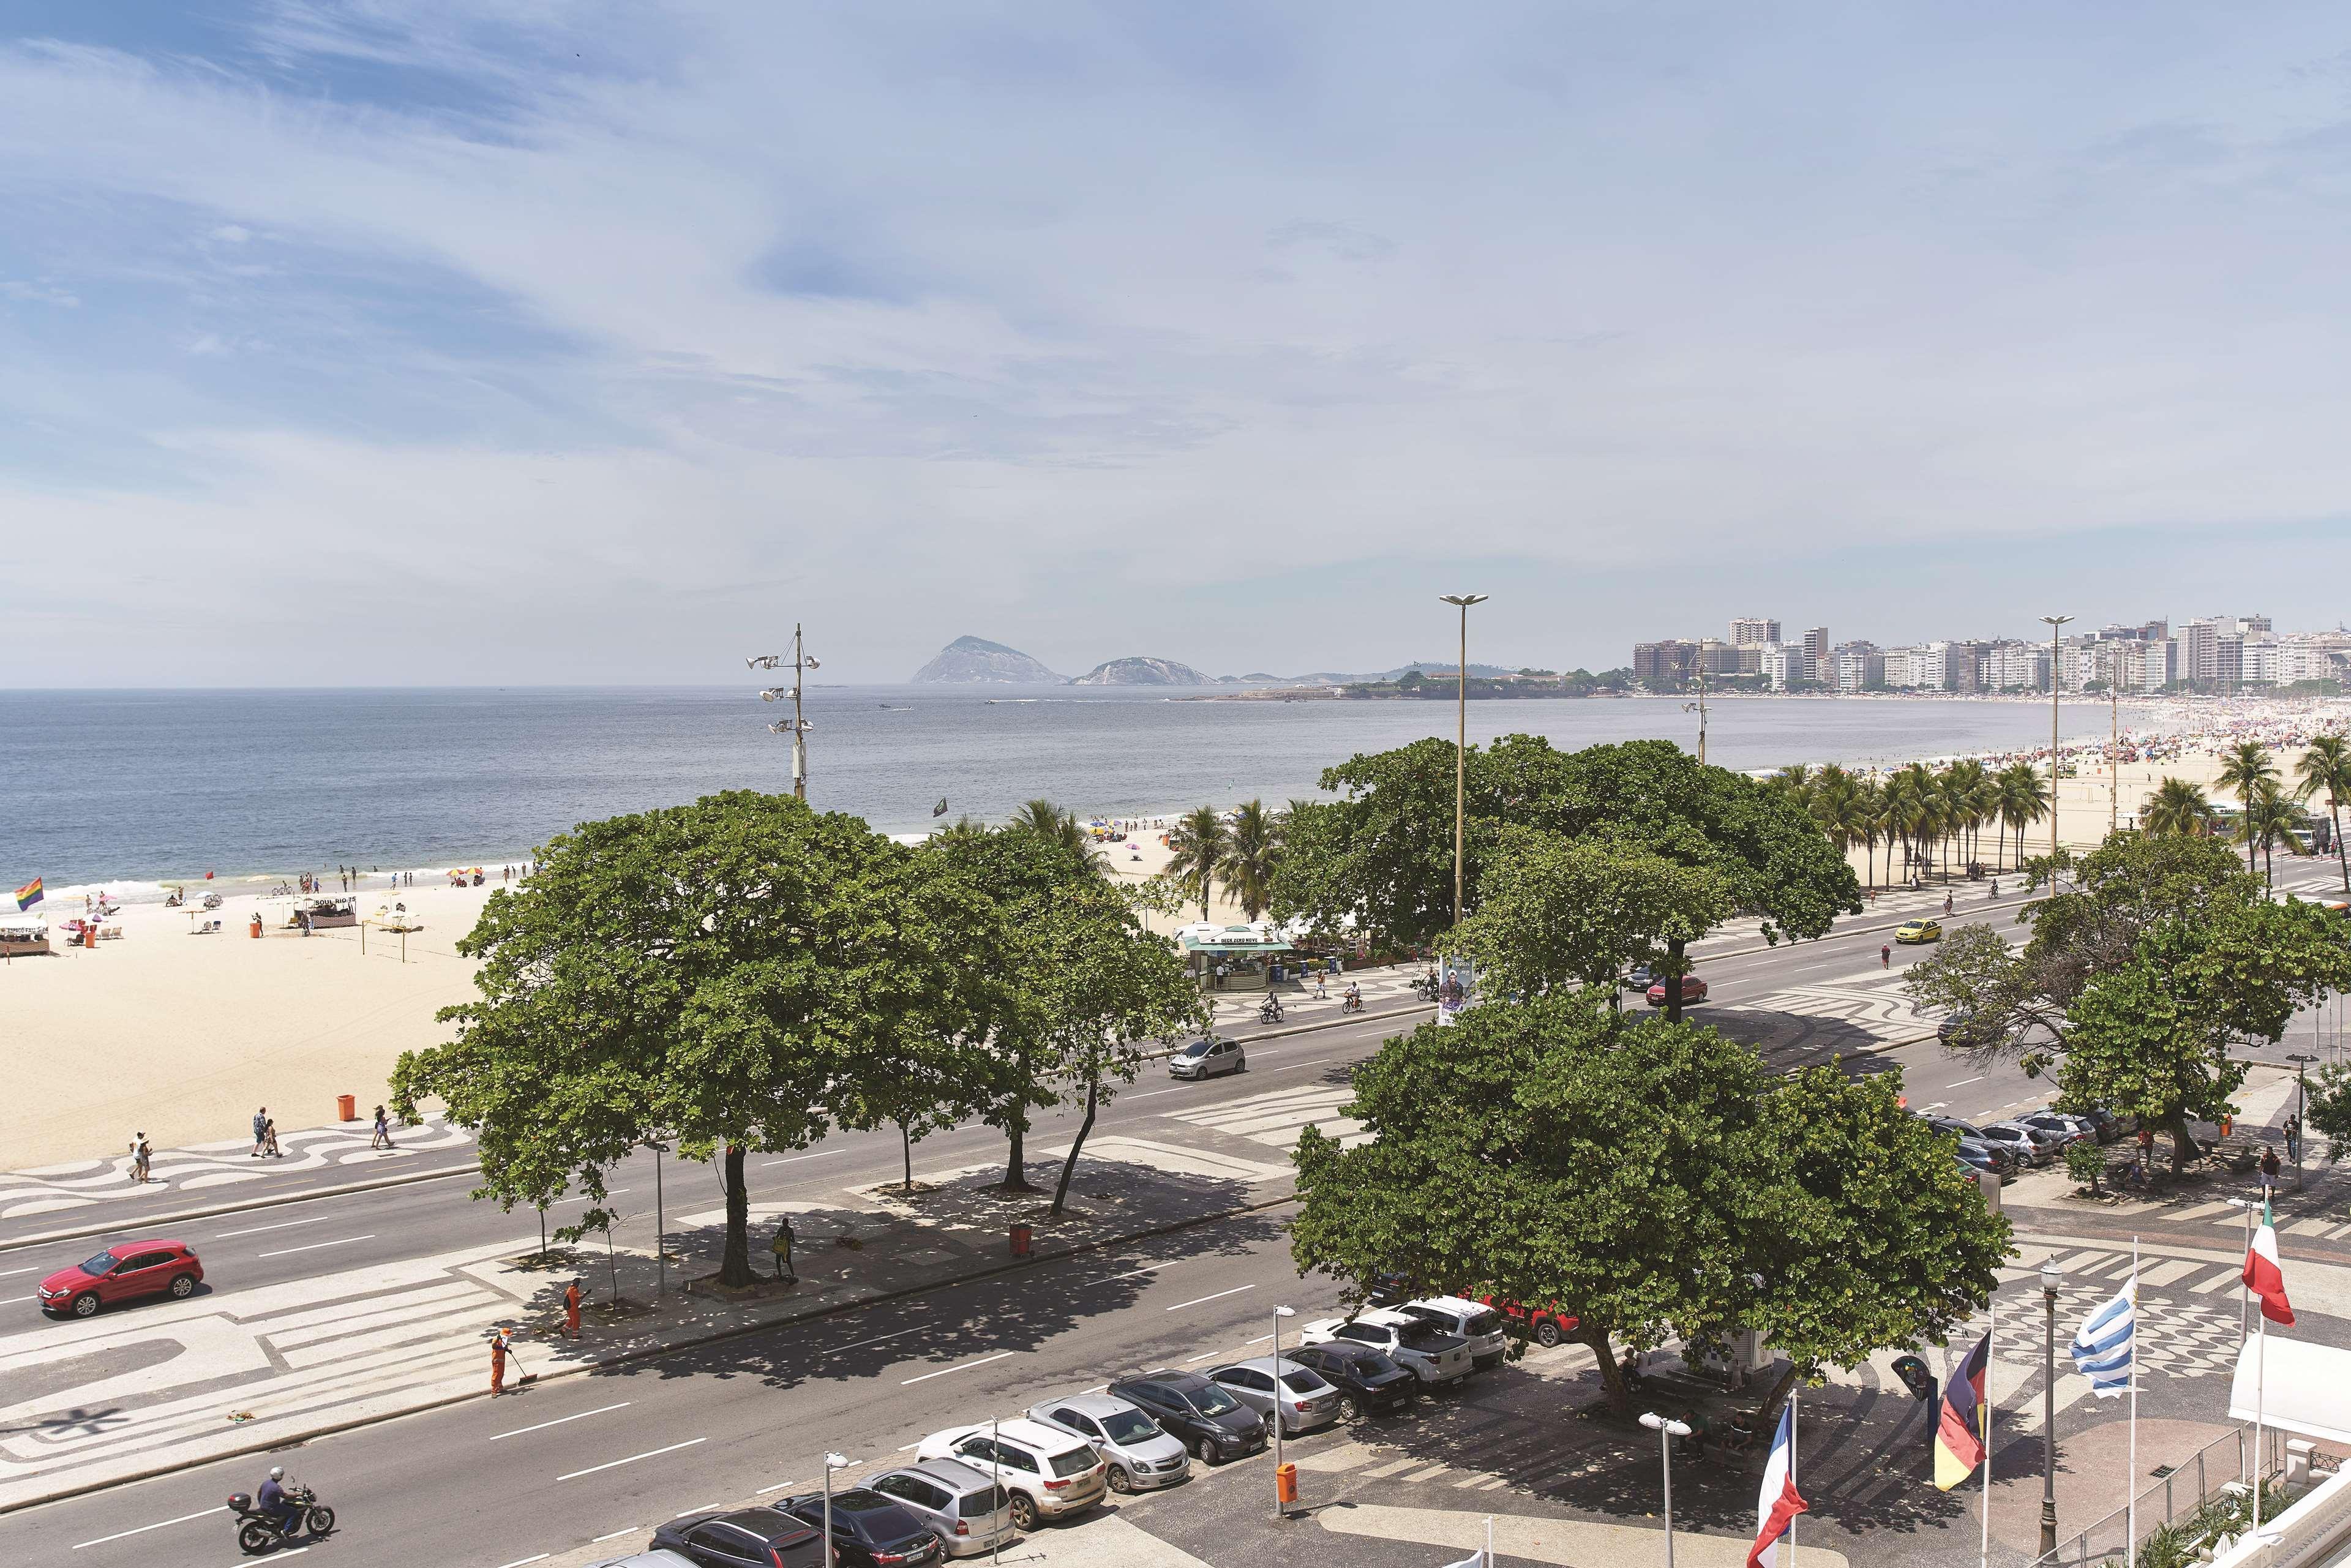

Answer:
[1010,1224,1032,1258]
[337,1094,356,1122]
[1276,1462,1297,1504]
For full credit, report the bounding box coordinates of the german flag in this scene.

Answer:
[1934,1330,1991,1490]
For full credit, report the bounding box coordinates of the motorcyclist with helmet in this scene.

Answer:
[257,1467,301,1537]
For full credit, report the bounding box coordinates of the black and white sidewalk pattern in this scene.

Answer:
[0,1118,474,1223]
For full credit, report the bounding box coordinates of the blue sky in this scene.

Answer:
[5,2,2350,685]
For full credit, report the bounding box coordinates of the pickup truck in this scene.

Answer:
[1299,1309,1473,1386]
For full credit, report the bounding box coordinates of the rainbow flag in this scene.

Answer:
[12,877,40,911]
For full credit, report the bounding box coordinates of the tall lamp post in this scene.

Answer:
[2042,615,2073,858]
[2039,1258,2063,1557]
[2289,1052,2318,1190]
[748,624,821,800]
[1438,594,1488,926]
[1638,1411,1693,1568]
[1272,1305,1296,1519]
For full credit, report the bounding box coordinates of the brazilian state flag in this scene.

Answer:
[1933,1330,1991,1490]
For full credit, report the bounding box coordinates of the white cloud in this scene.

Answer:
[2,3,2350,683]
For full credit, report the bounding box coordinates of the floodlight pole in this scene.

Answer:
[2042,615,2073,857]
[1439,594,1488,926]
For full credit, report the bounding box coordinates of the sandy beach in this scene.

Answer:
[7,704,2345,1173]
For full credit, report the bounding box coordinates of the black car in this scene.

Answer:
[1286,1341,1419,1420]
[1109,1370,1267,1465]
[776,1490,942,1568]
[1937,1012,2002,1048]
[651,1507,826,1568]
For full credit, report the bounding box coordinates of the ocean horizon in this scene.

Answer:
[3,685,2153,896]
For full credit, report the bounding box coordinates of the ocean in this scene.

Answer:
[2,686,2145,895]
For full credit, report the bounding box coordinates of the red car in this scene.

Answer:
[1645,975,1708,1008]
[1474,1292,1581,1349]
[37,1239,203,1318]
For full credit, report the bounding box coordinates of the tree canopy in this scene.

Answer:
[1290,996,2003,1417]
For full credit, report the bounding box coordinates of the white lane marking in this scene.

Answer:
[764,1150,844,1167]
[0,1264,46,1278]
[834,1327,923,1352]
[557,1437,706,1481]
[898,1442,921,1452]
[489,1401,632,1441]
[902,1349,1016,1385]
[591,1528,639,1542]
[495,1556,550,1568]
[674,1503,722,1517]
[1186,1349,1222,1362]
[216,1214,337,1239]
[1165,1285,1256,1311]
[1124,1087,1187,1100]
[72,1506,228,1548]
[0,1294,30,1304]
[258,1234,375,1258]
[1949,1076,1984,1087]
[1082,1384,1109,1394]
[550,1190,629,1207]
[1113,1262,1174,1280]
[1246,1333,1274,1344]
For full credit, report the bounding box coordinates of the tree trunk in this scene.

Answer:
[1003,1071,1035,1190]
[1581,1324,1633,1414]
[1663,936,1686,1024]
[2333,801,2347,893]
[2164,1113,2195,1176]
[1753,1357,1804,1428]
[900,1120,913,1193]
[719,1141,754,1287]
[1049,1071,1100,1218]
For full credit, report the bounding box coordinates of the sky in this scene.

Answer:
[5,2,2351,686]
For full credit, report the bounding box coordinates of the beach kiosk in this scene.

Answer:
[0,914,50,959]
[1177,923,1292,992]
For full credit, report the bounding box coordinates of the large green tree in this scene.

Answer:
[1441,828,1731,1008]
[391,792,980,1287]
[1272,737,1857,1019]
[1907,831,2351,1171]
[1291,997,2000,1417]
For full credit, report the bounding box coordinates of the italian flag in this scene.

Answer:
[2243,1199,2296,1326]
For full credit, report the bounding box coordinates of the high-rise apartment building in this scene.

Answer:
[1980,640,2050,691]
[1832,641,1883,692]
[1730,617,1782,648]
[1801,627,1829,683]
[1633,640,1697,686]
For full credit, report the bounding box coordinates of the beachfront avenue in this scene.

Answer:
[10,736,2351,1568]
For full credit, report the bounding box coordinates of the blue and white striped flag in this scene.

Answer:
[2069,1273,2137,1396]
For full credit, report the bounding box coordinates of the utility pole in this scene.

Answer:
[2042,615,2073,857]
[1439,594,1488,926]
[748,627,820,800]
[1695,648,1709,767]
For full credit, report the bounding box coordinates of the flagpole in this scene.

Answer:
[2252,1300,2267,1534]
[1982,1294,1995,1568]
[2127,1237,2139,1568]
[1788,1389,1797,1568]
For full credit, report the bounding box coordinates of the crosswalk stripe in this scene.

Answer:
[2187,1267,2244,1296]
[2138,1259,2200,1289]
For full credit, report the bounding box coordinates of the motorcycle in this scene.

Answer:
[1258,996,1285,1025]
[1411,975,1439,1002]
[227,1485,334,1555]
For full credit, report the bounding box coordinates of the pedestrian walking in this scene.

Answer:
[252,1107,269,1158]
[771,1215,797,1283]
[370,1105,394,1150]
[563,1280,583,1340]
[129,1133,151,1184]
[2285,1114,2303,1164]
[2259,1144,2282,1199]
[264,1116,282,1158]
[1881,943,1891,967]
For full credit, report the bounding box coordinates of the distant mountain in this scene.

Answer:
[909,636,1065,685]
[1070,656,1215,686]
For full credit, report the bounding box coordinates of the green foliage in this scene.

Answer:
[2306,1060,2351,1163]
[2142,777,2218,838]
[1270,735,1857,950]
[1219,800,1279,920]
[1442,830,1731,1005]
[392,791,981,1286]
[1290,998,2003,1417]
[2064,1140,2107,1193]
[1906,830,2351,1169]
[1165,806,1229,922]
[2294,735,2351,893]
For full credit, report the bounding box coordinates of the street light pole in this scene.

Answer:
[821,1450,849,1568]
[2039,1259,2063,1557]
[749,628,822,801]
[1438,595,1488,927]
[2042,615,2073,859]
[1638,1411,1692,1568]
[2289,1052,2317,1190]
[1272,1305,1295,1519]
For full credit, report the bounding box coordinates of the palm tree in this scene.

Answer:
[1772,764,1816,814]
[1165,806,1230,922]
[1219,800,1280,920]
[1995,763,2049,866]
[1856,778,1888,890]
[2141,777,2218,838]
[2295,735,2351,893]
[1944,759,1989,870]
[1807,768,1860,877]
[2216,742,2281,874]
[1008,798,1100,871]
[2239,781,2305,888]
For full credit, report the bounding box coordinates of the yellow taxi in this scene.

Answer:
[1894,918,1943,945]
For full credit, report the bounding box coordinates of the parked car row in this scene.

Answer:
[1923,1103,2131,1181]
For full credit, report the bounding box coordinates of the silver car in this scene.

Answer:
[867,1460,1016,1559]
[1207,1357,1341,1437]
[1028,1392,1191,1493]
[1979,1119,2064,1166]
[1168,1035,1245,1079]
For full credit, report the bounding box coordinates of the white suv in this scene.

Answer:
[1400,1296,1509,1371]
[916,1419,1108,1531]
[1300,1308,1473,1386]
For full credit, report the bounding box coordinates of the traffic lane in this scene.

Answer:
[0,1013,1397,1322]
[23,1212,1320,1567]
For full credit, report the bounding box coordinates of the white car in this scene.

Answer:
[1398,1296,1509,1372]
[915,1419,1108,1531]
[1300,1308,1473,1386]
[1027,1392,1190,1494]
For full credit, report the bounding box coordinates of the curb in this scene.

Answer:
[0,1190,1302,1518]
[0,1160,485,1256]
[1695,894,2035,964]
[1183,1000,1430,1051]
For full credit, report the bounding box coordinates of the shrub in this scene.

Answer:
[2065,1141,2109,1195]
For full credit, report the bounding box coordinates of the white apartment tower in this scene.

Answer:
[1731,617,1782,648]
